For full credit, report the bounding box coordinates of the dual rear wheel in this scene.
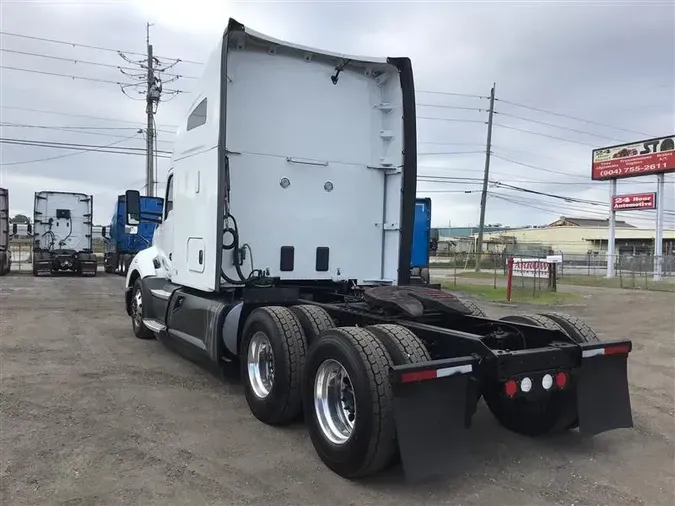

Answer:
[239,305,430,478]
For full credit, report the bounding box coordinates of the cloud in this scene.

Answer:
[1,0,673,228]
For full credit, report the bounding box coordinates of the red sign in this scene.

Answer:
[611,192,656,211]
[592,135,675,180]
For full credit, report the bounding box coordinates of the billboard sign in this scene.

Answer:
[611,192,656,211]
[592,135,675,180]
[512,258,549,278]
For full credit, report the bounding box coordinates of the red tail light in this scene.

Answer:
[555,371,568,389]
[504,379,518,398]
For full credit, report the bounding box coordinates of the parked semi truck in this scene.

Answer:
[0,188,11,276]
[103,194,163,276]
[122,19,633,482]
[32,191,97,276]
[410,197,432,284]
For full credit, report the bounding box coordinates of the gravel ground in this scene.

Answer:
[1,273,673,506]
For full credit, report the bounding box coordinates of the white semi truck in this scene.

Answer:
[0,188,11,276]
[122,19,634,482]
[32,191,98,276]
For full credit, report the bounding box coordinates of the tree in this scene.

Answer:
[10,214,30,224]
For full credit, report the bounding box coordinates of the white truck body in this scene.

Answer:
[32,191,98,276]
[0,188,10,275]
[130,19,415,293]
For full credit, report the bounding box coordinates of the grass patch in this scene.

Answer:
[453,271,505,279]
[557,275,675,292]
[442,282,581,305]
[439,269,675,293]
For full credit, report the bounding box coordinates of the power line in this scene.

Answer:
[494,110,627,143]
[491,153,590,179]
[0,133,164,166]
[0,105,178,131]
[419,141,486,147]
[419,151,485,156]
[0,48,198,80]
[416,103,486,112]
[0,65,185,93]
[417,117,486,124]
[0,122,174,144]
[0,30,204,65]
[0,136,172,154]
[495,98,656,138]
[492,123,599,147]
[417,90,488,99]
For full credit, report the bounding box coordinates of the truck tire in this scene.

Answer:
[500,313,562,332]
[537,312,601,343]
[459,298,487,317]
[365,324,431,365]
[130,278,155,339]
[303,327,397,479]
[240,306,307,425]
[289,305,335,346]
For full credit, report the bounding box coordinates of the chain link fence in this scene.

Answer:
[430,251,675,292]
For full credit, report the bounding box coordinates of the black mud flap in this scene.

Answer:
[390,357,478,483]
[576,341,633,436]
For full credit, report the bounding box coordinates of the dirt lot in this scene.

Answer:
[1,273,673,506]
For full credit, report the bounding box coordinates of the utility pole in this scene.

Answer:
[475,83,496,272]
[145,22,155,197]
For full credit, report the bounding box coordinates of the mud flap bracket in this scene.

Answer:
[576,341,633,436]
[390,357,479,482]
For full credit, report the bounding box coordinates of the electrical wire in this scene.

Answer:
[490,153,590,179]
[0,30,204,65]
[0,65,185,93]
[416,90,488,99]
[494,111,627,143]
[492,123,600,147]
[416,103,486,112]
[0,48,197,80]
[418,117,486,124]
[0,135,171,165]
[0,136,171,154]
[0,122,174,144]
[0,105,178,131]
[494,98,657,138]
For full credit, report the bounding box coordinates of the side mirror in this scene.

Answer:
[27,223,32,235]
[101,226,107,238]
[12,223,17,235]
[125,189,141,226]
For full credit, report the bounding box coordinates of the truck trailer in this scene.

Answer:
[103,194,163,276]
[0,188,11,276]
[32,191,97,276]
[122,19,633,482]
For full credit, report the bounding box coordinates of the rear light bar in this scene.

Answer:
[391,357,476,385]
[581,343,631,358]
[503,371,569,398]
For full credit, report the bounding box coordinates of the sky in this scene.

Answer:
[1,0,674,229]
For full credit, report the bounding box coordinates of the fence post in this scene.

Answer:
[506,257,514,302]
[493,254,497,289]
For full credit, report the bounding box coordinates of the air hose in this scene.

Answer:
[221,212,272,287]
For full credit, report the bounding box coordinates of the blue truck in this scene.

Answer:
[410,197,437,284]
[102,194,163,276]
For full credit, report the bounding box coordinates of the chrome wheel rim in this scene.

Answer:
[247,332,275,399]
[314,359,356,445]
[132,289,143,327]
